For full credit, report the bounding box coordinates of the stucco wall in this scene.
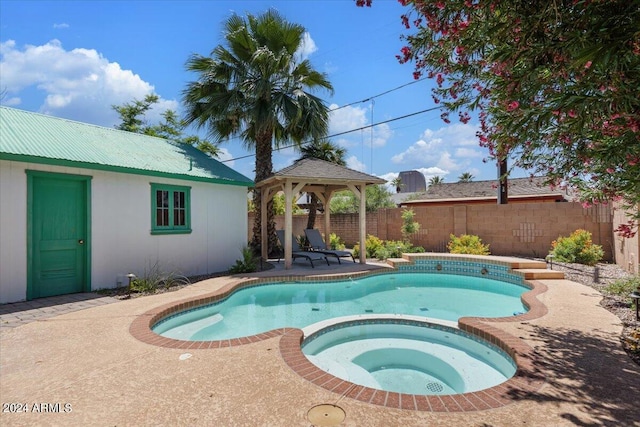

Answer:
[0,160,248,303]
[611,201,639,274]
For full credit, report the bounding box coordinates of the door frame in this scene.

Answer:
[26,170,92,300]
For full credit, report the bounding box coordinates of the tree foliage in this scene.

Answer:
[297,138,346,229]
[458,172,474,183]
[182,9,333,253]
[428,175,444,186]
[400,207,420,242]
[112,94,220,158]
[330,185,395,214]
[359,0,640,236]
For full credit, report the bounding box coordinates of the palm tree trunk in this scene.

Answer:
[306,194,318,230]
[250,131,279,256]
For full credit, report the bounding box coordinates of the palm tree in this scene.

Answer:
[458,172,474,183]
[429,176,445,186]
[296,139,346,229]
[182,10,333,255]
[391,176,403,193]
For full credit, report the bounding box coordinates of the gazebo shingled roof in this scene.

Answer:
[255,158,385,268]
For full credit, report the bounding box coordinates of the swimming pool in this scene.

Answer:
[302,318,517,395]
[152,272,529,341]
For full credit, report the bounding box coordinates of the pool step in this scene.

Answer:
[513,269,565,280]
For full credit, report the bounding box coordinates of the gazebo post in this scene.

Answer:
[324,190,332,244]
[260,187,269,262]
[358,183,367,264]
[284,179,293,269]
[348,182,367,264]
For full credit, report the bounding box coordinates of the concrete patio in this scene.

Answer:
[1,258,638,426]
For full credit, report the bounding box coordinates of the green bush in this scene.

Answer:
[401,208,420,242]
[353,236,424,260]
[328,233,346,250]
[549,229,604,266]
[353,234,384,258]
[447,234,491,255]
[130,262,190,293]
[229,246,257,274]
[604,275,640,297]
[374,240,425,260]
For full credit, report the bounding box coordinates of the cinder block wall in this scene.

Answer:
[250,201,615,261]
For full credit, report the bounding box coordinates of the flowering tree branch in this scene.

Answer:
[358,0,640,236]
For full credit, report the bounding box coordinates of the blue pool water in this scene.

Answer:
[153,273,528,341]
[302,320,517,395]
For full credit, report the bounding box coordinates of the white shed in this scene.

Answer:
[0,106,254,303]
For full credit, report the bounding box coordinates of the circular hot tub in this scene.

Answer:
[301,317,516,395]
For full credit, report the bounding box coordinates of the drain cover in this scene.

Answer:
[426,382,444,393]
[307,404,345,426]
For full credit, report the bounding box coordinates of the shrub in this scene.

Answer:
[328,233,346,250]
[353,236,425,260]
[229,246,257,274]
[130,262,190,293]
[374,240,425,260]
[353,234,384,258]
[549,229,604,266]
[401,208,420,242]
[447,234,491,255]
[604,275,640,298]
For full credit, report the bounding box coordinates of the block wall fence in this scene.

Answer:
[250,201,639,270]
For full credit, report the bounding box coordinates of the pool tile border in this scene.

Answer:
[129,256,553,411]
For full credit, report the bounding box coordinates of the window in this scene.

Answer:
[150,183,191,234]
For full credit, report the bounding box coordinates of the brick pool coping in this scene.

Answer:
[129,259,550,412]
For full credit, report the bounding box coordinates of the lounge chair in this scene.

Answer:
[276,230,329,268]
[304,229,356,264]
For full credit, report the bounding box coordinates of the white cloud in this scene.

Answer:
[295,32,317,61]
[328,103,392,148]
[436,151,459,171]
[415,166,449,179]
[391,123,482,174]
[329,103,367,136]
[3,96,21,106]
[216,147,234,167]
[0,39,175,127]
[53,23,69,29]
[455,147,484,158]
[346,155,366,172]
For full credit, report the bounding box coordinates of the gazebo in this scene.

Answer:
[255,158,386,269]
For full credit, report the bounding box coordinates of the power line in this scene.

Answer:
[330,77,428,111]
[221,105,443,163]
[212,77,430,148]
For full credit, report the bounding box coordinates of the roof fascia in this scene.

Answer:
[0,153,254,187]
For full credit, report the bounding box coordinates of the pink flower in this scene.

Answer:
[568,110,577,118]
[584,61,592,69]
[507,101,519,111]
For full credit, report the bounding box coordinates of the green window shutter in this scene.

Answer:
[150,183,192,235]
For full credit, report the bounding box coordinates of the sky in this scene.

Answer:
[0,0,527,188]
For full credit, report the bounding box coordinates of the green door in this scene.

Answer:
[28,172,91,299]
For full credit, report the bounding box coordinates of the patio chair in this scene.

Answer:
[275,230,329,268]
[304,229,356,264]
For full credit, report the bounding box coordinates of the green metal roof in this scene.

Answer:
[0,106,254,187]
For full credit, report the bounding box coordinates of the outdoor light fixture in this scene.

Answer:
[126,273,136,298]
